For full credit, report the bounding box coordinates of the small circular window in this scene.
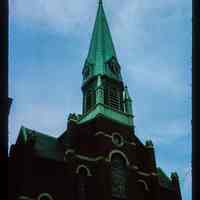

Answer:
[112,133,124,147]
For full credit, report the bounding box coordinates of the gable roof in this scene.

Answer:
[16,126,65,161]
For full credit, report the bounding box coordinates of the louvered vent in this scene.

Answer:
[109,88,120,110]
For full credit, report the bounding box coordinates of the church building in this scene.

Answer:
[9,1,182,200]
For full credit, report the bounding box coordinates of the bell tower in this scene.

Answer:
[80,0,134,128]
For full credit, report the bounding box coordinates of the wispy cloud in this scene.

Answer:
[10,0,96,35]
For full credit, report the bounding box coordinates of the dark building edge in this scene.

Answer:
[192,1,200,200]
[0,0,8,157]
[0,0,12,200]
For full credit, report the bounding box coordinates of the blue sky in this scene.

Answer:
[9,0,192,199]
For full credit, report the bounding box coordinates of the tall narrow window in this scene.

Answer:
[111,154,127,199]
[77,168,88,200]
[86,90,95,111]
[137,181,148,200]
[86,91,92,111]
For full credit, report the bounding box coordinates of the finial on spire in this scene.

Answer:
[124,86,132,100]
[99,0,103,4]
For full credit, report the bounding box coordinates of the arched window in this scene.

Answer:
[77,167,88,200]
[137,180,149,200]
[111,153,128,199]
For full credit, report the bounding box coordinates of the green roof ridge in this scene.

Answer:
[17,126,57,143]
[16,126,64,161]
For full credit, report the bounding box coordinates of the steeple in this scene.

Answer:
[79,1,134,128]
[86,0,116,67]
[83,0,122,82]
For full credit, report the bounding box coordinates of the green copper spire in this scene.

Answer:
[82,0,122,83]
[78,1,134,128]
[86,0,117,68]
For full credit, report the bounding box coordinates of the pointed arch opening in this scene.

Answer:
[76,165,92,177]
[76,165,91,200]
[108,150,130,166]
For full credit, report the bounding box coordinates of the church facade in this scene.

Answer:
[9,1,182,200]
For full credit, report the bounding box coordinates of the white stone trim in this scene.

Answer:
[95,131,112,138]
[130,164,139,170]
[64,149,75,161]
[65,149,75,155]
[95,131,105,136]
[64,149,105,162]
[68,119,78,123]
[145,146,154,149]
[130,167,156,177]
[94,131,137,146]
[137,171,151,176]
[151,172,157,176]
[130,142,136,146]
[137,179,149,191]
[18,196,33,200]
[95,132,136,147]
[76,154,104,162]
[112,132,121,137]
[37,193,54,200]
[107,150,130,166]
[76,164,92,176]
[105,134,112,138]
